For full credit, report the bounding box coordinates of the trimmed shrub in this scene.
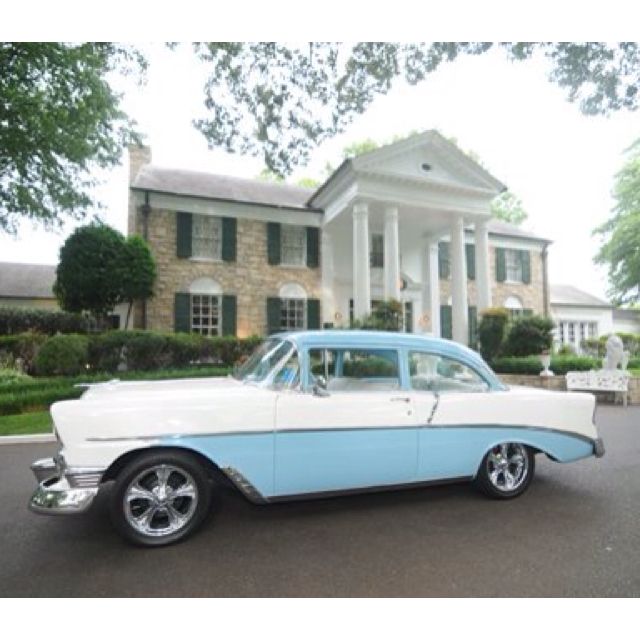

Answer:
[35,334,89,376]
[0,332,48,373]
[477,308,509,362]
[0,368,31,386]
[0,307,88,336]
[502,315,555,357]
[492,355,598,376]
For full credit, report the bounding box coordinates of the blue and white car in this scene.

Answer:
[29,331,605,546]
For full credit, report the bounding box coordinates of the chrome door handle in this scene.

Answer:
[390,397,411,403]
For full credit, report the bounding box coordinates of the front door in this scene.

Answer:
[273,346,419,497]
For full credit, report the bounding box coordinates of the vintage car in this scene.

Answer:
[29,331,605,546]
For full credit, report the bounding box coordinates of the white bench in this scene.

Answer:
[566,370,631,407]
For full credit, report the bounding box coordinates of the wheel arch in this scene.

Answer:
[101,445,230,487]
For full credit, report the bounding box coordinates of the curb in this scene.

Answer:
[0,433,56,446]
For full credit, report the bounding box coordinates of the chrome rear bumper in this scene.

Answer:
[29,456,104,515]
[593,438,605,458]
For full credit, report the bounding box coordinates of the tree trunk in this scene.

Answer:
[125,301,133,330]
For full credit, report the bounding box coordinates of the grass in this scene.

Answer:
[0,411,52,436]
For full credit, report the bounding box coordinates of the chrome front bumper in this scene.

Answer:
[29,455,104,515]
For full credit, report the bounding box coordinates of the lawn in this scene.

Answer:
[0,411,52,436]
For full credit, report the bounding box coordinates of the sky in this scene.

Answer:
[1,42,638,301]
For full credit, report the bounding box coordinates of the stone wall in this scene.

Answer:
[439,245,545,314]
[139,209,322,336]
[499,373,640,405]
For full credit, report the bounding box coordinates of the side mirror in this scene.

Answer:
[312,375,329,397]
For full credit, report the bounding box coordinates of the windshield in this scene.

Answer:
[233,339,295,385]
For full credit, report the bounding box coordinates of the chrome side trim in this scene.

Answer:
[86,423,600,447]
[221,467,269,504]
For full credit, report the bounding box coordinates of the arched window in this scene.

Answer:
[504,295,526,320]
[279,282,307,330]
[189,278,222,335]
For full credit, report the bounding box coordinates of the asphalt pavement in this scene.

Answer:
[1,404,639,597]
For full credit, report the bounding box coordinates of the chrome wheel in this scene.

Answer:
[486,443,529,493]
[123,464,198,538]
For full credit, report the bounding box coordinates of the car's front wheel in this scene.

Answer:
[474,442,535,499]
[110,450,212,546]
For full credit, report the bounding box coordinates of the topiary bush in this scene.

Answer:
[477,308,509,362]
[502,315,555,357]
[35,334,89,376]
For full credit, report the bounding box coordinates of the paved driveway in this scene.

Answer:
[1,405,639,597]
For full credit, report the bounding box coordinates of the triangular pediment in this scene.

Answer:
[350,130,505,193]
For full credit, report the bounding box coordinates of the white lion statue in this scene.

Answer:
[603,335,625,370]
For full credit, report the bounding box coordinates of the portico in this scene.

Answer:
[308,131,504,345]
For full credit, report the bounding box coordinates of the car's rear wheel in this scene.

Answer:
[109,450,212,546]
[474,442,535,499]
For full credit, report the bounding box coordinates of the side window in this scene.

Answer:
[409,351,488,394]
[308,348,400,392]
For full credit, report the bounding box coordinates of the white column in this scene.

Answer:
[474,220,492,312]
[450,216,469,345]
[321,230,335,326]
[421,237,441,336]
[352,202,371,319]
[383,206,401,300]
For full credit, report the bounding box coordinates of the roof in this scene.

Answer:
[550,284,613,308]
[483,220,551,244]
[0,262,56,299]
[272,329,501,388]
[132,165,317,211]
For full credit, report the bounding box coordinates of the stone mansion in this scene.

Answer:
[128,131,550,345]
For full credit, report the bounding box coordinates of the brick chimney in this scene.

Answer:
[128,144,152,184]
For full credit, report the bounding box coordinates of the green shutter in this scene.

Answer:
[176,212,192,258]
[496,247,506,282]
[521,250,531,284]
[221,295,237,336]
[221,217,237,262]
[174,293,190,333]
[468,306,478,349]
[440,305,452,339]
[307,298,320,329]
[267,223,281,265]
[438,242,450,279]
[266,297,281,334]
[306,227,319,268]
[466,244,476,280]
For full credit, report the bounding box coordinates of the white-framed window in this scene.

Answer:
[505,249,523,282]
[280,298,306,330]
[568,322,575,343]
[589,322,598,338]
[504,295,524,319]
[191,294,220,336]
[557,322,566,345]
[370,234,384,268]
[192,215,222,260]
[281,224,306,266]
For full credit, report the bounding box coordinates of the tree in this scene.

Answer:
[0,43,144,233]
[491,191,528,225]
[117,236,157,329]
[193,42,640,176]
[594,139,640,304]
[54,223,126,321]
[54,223,156,325]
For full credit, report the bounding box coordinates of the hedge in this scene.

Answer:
[492,355,599,376]
[0,332,48,372]
[0,365,232,416]
[87,331,262,372]
[35,334,89,376]
[0,307,88,336]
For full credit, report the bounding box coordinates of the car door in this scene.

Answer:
[407,350,491,481]
[273,346,420,497]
